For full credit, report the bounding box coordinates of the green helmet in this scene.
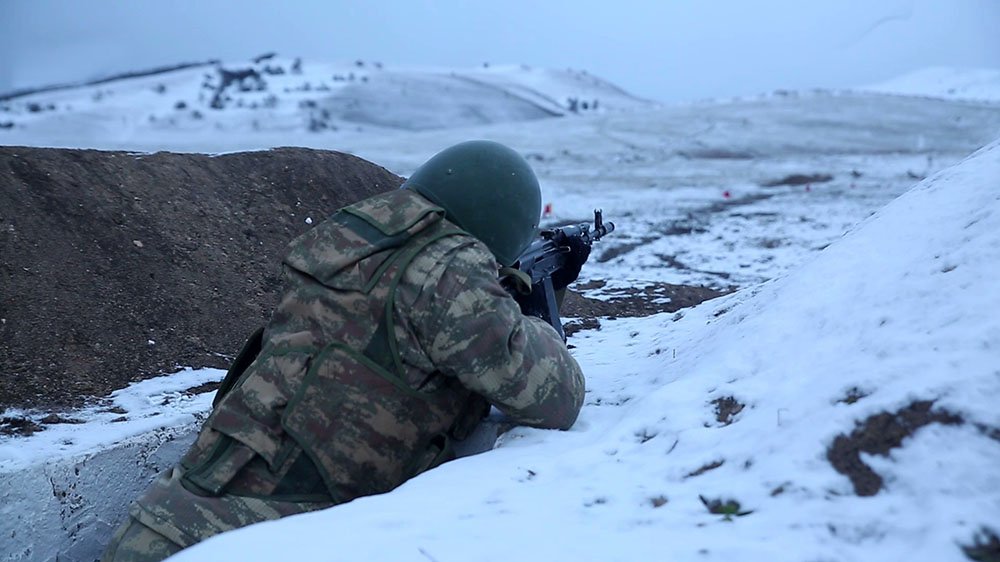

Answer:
[402,140,541,266]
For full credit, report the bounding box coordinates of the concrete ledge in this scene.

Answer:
[0,418,203,562]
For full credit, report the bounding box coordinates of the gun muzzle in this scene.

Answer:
[592,209,614,240]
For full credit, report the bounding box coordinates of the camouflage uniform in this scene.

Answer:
[102,189,585,562]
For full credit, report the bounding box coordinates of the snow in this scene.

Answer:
[2,62,1000,561]
[8,67,998,292]
[0,369,225,562]
[860,67,1000,103]
[0,57,651,144]
[168,139,1000,562]
[0,368,223,471]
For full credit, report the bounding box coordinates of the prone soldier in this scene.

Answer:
[102,140,589,561]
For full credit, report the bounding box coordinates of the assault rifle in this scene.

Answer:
[502,210,615,340]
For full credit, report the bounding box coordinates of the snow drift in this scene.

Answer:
[170,141,1000,561]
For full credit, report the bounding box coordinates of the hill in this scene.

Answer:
[860,67,1000,103]
[0,56,653,141]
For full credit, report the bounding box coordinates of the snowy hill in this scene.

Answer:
[0,56,652,140]
[860,67,1000,103]
[169,140,1000,562]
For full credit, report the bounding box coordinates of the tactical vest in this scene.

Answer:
[176,190,489,512]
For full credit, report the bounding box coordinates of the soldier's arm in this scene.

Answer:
[414,242,585,430]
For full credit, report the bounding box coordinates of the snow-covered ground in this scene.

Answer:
[2,65,999,561]
[0,370,222,562]
[860,67,1000,103]
[0,369,221,470]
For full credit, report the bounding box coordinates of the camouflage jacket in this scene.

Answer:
[129,188,585,548]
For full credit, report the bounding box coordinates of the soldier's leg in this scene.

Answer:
[100,516,183,562]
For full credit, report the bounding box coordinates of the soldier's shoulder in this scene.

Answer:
[430,223,495,266]
[403,226,493,290]
[346,188,438,219]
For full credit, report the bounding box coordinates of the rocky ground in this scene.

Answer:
[0,146,722,414]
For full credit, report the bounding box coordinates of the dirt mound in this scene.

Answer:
[1,146,400,410]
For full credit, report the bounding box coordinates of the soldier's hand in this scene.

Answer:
[551,236,591,291]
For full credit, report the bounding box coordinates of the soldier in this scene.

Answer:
[101,140,587,561]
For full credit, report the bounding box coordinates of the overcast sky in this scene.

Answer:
[1,0,998,102]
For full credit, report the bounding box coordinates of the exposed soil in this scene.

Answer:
[0,416,43,436]
[1,146,728,415]
[712,396,746,426]
[836,386,871,405]
[595,236,658,263]
[826,400,964,496]
[685,459,724,479]
[1,146,399,411]
[676,148,756,160]
[564,279,728,320]
[562,280,725,338]
[761,173,834,187]
[962,527,1000,562]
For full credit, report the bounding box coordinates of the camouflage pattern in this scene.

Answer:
[102,188,584,561]
[100,515,181,562]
